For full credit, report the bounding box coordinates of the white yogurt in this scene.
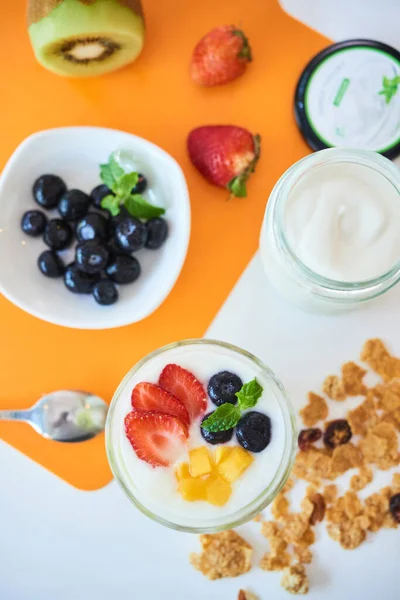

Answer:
[284,162,400,282]
[107,341,295,530]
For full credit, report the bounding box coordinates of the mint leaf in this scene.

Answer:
[125,194,166,219]
[112,172,139,196]
[201,403,241,432]
[101,194,120,216]
[100,163,115,189]
[109,154,124,180]
[236,378,263,410]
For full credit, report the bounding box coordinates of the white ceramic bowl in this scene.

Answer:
[0,127,190,329]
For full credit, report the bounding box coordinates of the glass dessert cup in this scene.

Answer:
[106,339,297,533]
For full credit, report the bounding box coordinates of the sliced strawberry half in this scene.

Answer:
[131,382,190,427]
[124,411,188,468]
[158,364,207,421]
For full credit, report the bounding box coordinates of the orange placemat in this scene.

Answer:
[0,0,329,490]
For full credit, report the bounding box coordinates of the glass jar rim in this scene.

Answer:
[271,148,400,293]
[105,338,297,533]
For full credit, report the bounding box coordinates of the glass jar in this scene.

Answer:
[106,339,297,533]
[259,148,400,313]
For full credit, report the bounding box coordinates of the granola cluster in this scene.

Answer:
[190,339,400,596]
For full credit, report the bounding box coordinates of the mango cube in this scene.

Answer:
[215,446,232,465]
[216,447,254,483]
[189,446,213,477]
[206,476,232,506]
[178,476,207,502]
[175,462,191,483]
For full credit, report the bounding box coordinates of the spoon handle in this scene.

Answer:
[0,409,32,422]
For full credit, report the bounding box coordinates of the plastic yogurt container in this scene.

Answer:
[106,339,296,533]
[259,148,400,313]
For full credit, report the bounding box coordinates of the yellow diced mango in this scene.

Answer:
[206,475,232,506]
[178,476,207,502]
[215,446,232,465]
[216,447,254,483]
[189,446,213,477]
[175,462,190,483]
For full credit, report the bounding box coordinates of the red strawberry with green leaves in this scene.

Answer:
[187,125,261,197]
[131,382,190,427]
[124,411,188,468]
[190,26,252,87]
[158,364,207,421]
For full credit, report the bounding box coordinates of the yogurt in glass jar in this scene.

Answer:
[260,148,400,313]
[106,339,296,533]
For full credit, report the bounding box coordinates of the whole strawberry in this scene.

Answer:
[190,25,252,87]
[187,125,261,197]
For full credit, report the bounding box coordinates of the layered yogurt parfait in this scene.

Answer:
[106,339,296,532]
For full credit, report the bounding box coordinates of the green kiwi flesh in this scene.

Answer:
[28,0,145,77]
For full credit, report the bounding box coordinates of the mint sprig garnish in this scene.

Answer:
[202,378,263,432]
[99,153,165,219]
[379,75,400,104]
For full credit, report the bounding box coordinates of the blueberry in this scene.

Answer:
[93,279,119,306]
[33,175,67,209]
[115,216,147,252]
[76,213,109,242]
[43,219,73,251]
[208,371,243,407]
[200,412,234,445]
[58,189,90,221]
[106,254,141,284]
[107,238,131,258]
[64,263,99,294]
[37,250,65,278]
[91,184,113,208]
[236,411,271,453]
[75,240,109,275]
[21,210,47,237]
[109,207,130,234]
[132,173,147,195]
[145,217,168,250]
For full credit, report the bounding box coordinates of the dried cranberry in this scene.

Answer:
[298,428,322,451]
[389,493,400,523]
[309,493,326,525]
[323,419,352,449]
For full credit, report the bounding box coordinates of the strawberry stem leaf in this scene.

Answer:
[227,134,261,198]
[232,28,252,62]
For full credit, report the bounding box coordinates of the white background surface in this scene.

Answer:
[1,1,400,599]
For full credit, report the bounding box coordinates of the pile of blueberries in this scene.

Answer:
[200,371,271,452]
[20,174,168,306]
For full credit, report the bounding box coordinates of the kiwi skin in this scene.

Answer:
[27,0,145,77]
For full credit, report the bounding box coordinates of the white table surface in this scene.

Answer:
[1,2,400,599]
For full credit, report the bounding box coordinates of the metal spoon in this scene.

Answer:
[0,390,108,442]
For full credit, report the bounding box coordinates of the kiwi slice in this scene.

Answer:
[27,0,145,77]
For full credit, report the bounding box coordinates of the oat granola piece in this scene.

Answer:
[293,546,313,564]
[293,447,332,482]
[322,375,346,401]
[341,361,367,396]
[253,514,262,523]
[298,428,322,452]
[260,552,291,572]
[190,531,252,580]
[359,422,399,470]
[281,564,309,595]
[343,491,363,519]
[272,493,290,521]
[281,514,310,545]
[375,380,400,411]
[361,338,400,382]
[323,419,352,449]
[381,407,400,432]
[392,473,400,489]
[283,478,295,493]
[323,484,338,505]
[347,392,379,436]
[327,520,367,550]
[238,590,258,600]
[350,466,373,492]
[364,487,396,531]
[330,443,363,476]
[300,392,328,427]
